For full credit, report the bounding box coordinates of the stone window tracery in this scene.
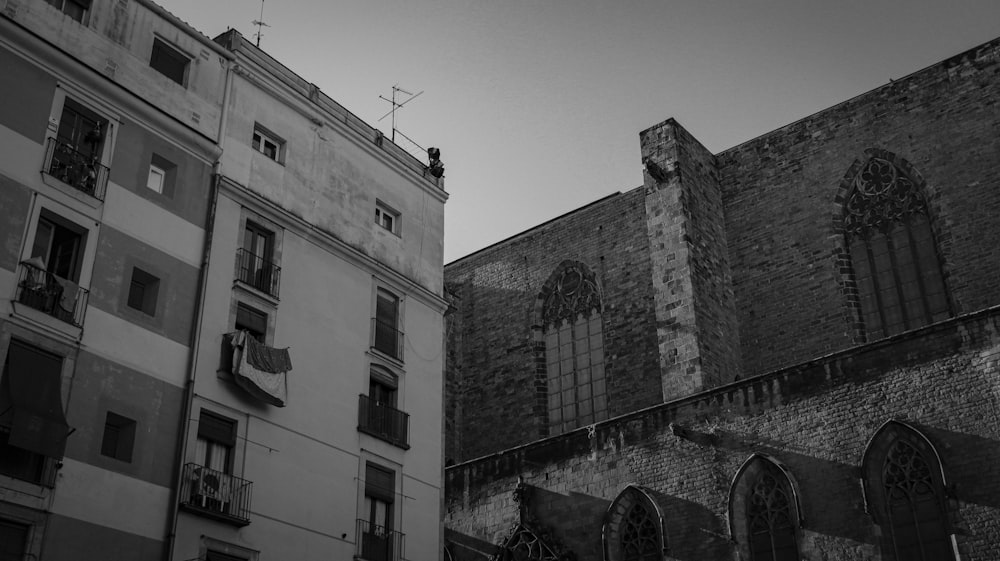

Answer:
[842,155,950,340]
[729,455,801,561]
[603,485,665,561]
[540,261,608,435]
[862,421,955,561]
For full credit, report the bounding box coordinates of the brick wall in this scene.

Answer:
[445,190,663,461]
[719,38,1000,376]
[445,308,1000,561]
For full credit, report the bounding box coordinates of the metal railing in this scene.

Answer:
[179,462,253,526]
[43,137,109,200]
[235,248,281,298]
[371,318,403,361]
[355,519,405,561]
[358,395,409,449]
[15,262,88,327]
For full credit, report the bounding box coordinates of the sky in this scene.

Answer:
[156,0,1000,263]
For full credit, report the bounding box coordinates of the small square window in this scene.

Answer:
[375,202,400,235]
[101,412,136,462]
[127,268,160,316]
[45,0,88,23]
[146,165,165,194]
[150,38,190,85]
[252,125,284,162]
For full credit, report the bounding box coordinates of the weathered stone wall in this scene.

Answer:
[445,190,663,462]
[719,37,1000,377]
[445,308,1000,561]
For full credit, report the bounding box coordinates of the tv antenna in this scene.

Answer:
[251,0,269,47]
[378,84,424,143]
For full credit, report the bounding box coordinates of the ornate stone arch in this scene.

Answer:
[531,260,608,436]
[602,484,667,561]
[728,453,803,561]
[831,148,952,343]
[860,420,956,560]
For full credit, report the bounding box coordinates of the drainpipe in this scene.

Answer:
[163,55,233,561]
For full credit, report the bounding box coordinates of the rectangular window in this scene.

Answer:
[375,202,400,235]
[30,212,85,283]
[47,97,111,198]
[149,38,190,85]
[361,462,396,561]
[127,268,160,316]
[373,289,401,360]
[238,222,279,296]
[146,164,165,194]
[251,125,283,162]
[100,412,136,462]
[235,303,268,344]
[44,0,89,23]
[0,519,30,561]
[196,410,236,473]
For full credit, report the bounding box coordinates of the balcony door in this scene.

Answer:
[363,463,395,561]
[242,222,274,293]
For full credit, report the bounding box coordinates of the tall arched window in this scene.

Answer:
[843,154,950,339]
[861,420,955,561]
[603,485,666,561]
[729,454,801,561]
[540,261,608,435]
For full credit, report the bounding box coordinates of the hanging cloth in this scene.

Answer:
[229,330,292,407]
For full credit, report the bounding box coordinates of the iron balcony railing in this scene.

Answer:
[43,137,109,200]
[355,519,404,561]
[371,318,403,361]
[179,462,252,526]
[235,248,281,298]
[358,395,410,449]
[15,262,88,327]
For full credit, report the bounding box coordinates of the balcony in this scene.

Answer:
[235,248,281,298]
[43,138,109,200]
[355,519,404,561]
[179,463,252,526]
[358,395,410,449]
[371,318,403,361]
[15,262,88,327]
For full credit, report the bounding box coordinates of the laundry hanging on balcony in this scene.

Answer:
[229,330,292,407]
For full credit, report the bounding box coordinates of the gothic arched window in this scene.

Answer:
[843,155,950,340]
[540,261,608,435]
[729,454,801,561]
[603,485,665,561]
[861,421,955,561]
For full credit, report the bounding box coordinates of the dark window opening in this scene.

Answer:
[373,289,402,359]
[45,0,89,22]
[0,519,30,561]
[149,39,189,85]
[127,268,160,316]
[238,222,279,297]
[100,412,136,462]
[235,303,267,344]
[30,213,85,283]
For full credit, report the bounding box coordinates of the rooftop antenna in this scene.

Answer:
[251,0,269,48]
[378,84,423,143]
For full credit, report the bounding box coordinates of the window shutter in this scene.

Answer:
[365,462,395,503]
[198,411,237,447]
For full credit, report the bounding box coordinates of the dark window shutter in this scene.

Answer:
[198,410,237,447]
[365,462,395,503]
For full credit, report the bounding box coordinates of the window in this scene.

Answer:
[375,202,400,235]
[44,0,89,23]
[127,268,160,316]
[252,125,283,162]
[601,485,665,561]
[16,210,90,326]
[361,463,397,561]
[149,38,190,85]
[238,222,279,297]
[843,155,950,340]
[100,412,136,462]
[0,340,68,484]
[729,455,800,561]
[540,261,607,435]
[47,97,110,197]
[862,421,955,561]
[359,367,408,448]
[191,410,237,513]
[372,289,402,360]
[146,164,165,194]
[235,303,268,344]
[0,519,30,561]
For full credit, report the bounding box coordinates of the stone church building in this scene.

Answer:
[443,36,1000,560]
